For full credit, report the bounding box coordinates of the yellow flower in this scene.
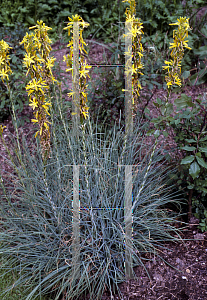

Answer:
[34,130,40,138]
[0,68,11,81]
[0,125,6,136]
[79,63,92,79]
[82,111,89,119]
[182,40,192,50]
[125,63,138,76]
[169,17,191,30]
[23,53,35,68]
[46,57,56,70]
[0,56,5,66]
[42,102,52,116]
[29,97,39,110]
[0,40,12,51]
[43,122,50,131]
[29,20,52,32]
[162,17,191,88]
[26,78,49,96]
[174,76,182,86]
[67,90,75,98]
[81,91,86,98]
[31,118,39,123]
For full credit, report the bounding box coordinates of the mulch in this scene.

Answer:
[75,219,207,300]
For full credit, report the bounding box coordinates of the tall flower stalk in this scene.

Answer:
[118,0,155,201]
[20,20,59,220]
[162,17,192,117]
[20,20,57,165]
[120,0,146,170]
[63,14,95,231]
[63,14,92,124]
[122,0,144,108]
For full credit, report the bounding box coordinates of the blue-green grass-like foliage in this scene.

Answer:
[0,90,187,299]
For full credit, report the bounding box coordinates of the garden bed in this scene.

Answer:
[0,37,207,300]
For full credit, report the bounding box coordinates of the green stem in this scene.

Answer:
[49,86,62,187]
[42,162,58,222]
[163,86,172,117]
[81,123,92,204]
[81,122,97,242]
[54,83,77,166]
[39,89,58,222]
[6,79,22,163]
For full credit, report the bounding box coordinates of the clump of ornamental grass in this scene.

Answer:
[0,101,186,300]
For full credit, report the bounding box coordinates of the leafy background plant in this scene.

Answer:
[0,0,206,128]
[0,22,29,125]
[166,92,207,232]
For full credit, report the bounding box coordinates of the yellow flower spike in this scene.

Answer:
[122,0,144,109]
[21,20,58,163]
[0,40,13,83]
[63,14,91,122]
[163,16,191,89]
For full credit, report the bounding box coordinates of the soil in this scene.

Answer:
[76,219,207,300]
[0,33,207,299]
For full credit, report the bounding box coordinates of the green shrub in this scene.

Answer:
[0,22,29,126]
[168,92,207,231]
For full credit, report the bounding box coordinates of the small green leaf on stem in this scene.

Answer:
[189,162,200,179]
[196,156,207,169]
[181,145,196,151]
[181,155,194,164]
[199,146,207,153]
